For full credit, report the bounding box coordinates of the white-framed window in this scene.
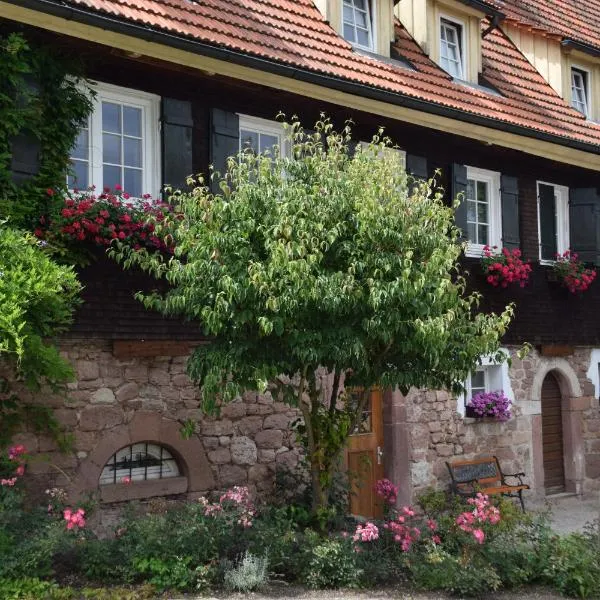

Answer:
[458,353,513,417]
[440,16,465,80]
[465,166,501,256]
[571,67,590,117]
[343,0,374,51]
[99,442,180,485]
[239,114,287,157]
[68,82,160,197]
[537,181,569,263]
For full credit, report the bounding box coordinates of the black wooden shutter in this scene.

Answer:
[10,130,40,185]
[452,163,468,240]
[538,183,557,261]
[500,175,520,250]
[210,108,239,193]
[570,187,600,265]
[161,98,193,194]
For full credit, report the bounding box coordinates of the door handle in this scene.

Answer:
[377,446,384,465]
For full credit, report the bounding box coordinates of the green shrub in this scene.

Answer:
[131,556,195,592]
[223,551,268,592]
[0,577,73,600]
[410,546,501,597]
[301,536,361,589]
[541,525,600,599]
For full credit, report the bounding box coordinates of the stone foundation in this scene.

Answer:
[5,340,600,510]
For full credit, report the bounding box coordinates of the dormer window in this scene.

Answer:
[571,67,590,117]
[440,17,465,80]
[343,0,374,51]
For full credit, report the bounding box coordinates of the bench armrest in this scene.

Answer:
[502,472,526,485]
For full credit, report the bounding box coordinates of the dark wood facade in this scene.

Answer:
[8,24,600,347]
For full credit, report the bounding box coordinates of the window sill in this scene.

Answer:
[100,476,188,503]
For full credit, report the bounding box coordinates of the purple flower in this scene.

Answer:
[467,390,511,421]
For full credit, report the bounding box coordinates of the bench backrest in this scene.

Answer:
[446,457,501,486]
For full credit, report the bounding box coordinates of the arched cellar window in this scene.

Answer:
[99,442,180,485]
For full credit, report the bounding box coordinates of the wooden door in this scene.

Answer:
[346,388,384,518]
[542,372,565,494]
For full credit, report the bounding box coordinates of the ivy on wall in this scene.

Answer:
[0,31,93,229]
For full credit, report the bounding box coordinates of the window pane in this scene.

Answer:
[68,160,89,189]
[477,181,488,203]
[344,23,355,42]
[467,199,476,221]
[478,224,489,245]
[103,164,121,190]
[354,0,366,8]
[355,10,367,28]
[240,129,259,153]
[471,370,485,389]
[467,222,476,242]
[259,134,278,154]
[343,5,353,20]
[124,137,142,167]
[71,129,89,160]
[477,202,488,223]
[357,29,370,47]
[123,106,142,137]
[103,133,121,164]
[124,168,142,197]
[102,102,121,133]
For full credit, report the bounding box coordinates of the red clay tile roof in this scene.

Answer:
[498,0,600,52]
[33,0,600,151]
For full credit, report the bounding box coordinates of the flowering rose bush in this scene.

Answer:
[35,186,175,255]
[63,507,86,530]
[374,478,398,506]
[481,246,532,288]
[199,485,256,529]
[467,390,512,421]
[455,493,501,545]
[0,444,27,489]
[553,250,597,294]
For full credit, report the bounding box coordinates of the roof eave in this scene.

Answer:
[562,38,600,60]
[5,0,599,160]
[456,0,505,20]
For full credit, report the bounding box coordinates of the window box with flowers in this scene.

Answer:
[481,246,532,288]
[466,390,512,421]
[35,186,175,262]
[551,250,597,293]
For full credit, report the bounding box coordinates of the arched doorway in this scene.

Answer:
[541,372,565,494]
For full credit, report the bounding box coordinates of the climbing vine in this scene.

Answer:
[0,30,93,229]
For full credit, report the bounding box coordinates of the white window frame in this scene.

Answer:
[465,166,501,258]
[69,82,160,198]
[439,14,466,80]
[571,66,591,118]
[457,352,514,417]
[342,0,376,52]
[536,181,570,264]
[238,114,289,157]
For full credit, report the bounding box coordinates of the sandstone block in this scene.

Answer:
[202,419,233,436]
[77,360,99,381]
[219,464,247,487]
[115,382,139,403]
[124,365,149,383]
[203,437,219,451]
[255,429,283,449]
[237,416,264,436]
[149,368,170,386]
[263,414,289,430]
[74,431,98,452]
[230,436,258,465]
[219,436,231,447]
[247,404,273,416]
[275,450,298,470]
[80,406,123,431]
[257,392,274,405]
[78,379,103,390]
[249,464,270,483]
[429,422,442,433]
[436,444,454,457]
[221,402,247,419]
[90,388,116,405]
[172,374,191,388]
[208,448,231,465]
[53,409,78,427]
[258,449,276,463]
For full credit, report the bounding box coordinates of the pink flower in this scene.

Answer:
[121,476,131,485]
[15,465,25,477]
[353,522,379,543]
[1,478,17,486]
[472,528,485,544]
[63,507,86,530]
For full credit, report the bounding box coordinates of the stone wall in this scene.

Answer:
[8,339,301,503]
[6,340,600,511]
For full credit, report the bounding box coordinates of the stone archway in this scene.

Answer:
[531,360,584,495]
[70,411,215,502]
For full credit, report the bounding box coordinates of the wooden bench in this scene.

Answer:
[446,456,530,511]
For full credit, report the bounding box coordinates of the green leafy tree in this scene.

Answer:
[115,118,513,514]
[0,223,81,446]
